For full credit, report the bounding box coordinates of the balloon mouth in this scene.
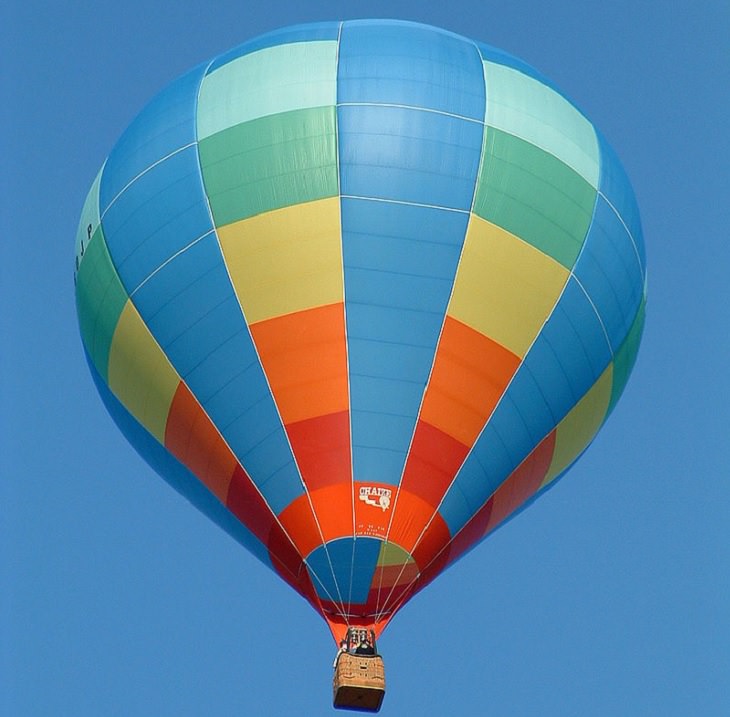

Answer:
[296,536,418,643]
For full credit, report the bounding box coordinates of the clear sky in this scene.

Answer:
[3,1,728,715]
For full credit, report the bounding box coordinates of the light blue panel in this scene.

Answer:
[338,105,483,210]
[536,276,613,389]
[342,198,471,488]
[100,63,206,212]
[504,360,561,439]
[338,20,485,120]
[347,338,435,382]
[163,295,243,377]
[305,537,381,606]
[350,375,424,416]
[354,446,409,486]
[306,540,346,603]
[346,304,441,348]
[458,408,528,514]
[134,235,229,350]
[234,427,303,515]
[101,146,212,292]
[207,21,341,74]
[86,352,273,569]
[350,538,383,604]
[204,363,269,430]
[597,131,646,270]
[574,196,645,352]
[258,459,305,517]
[351,411,415,454]
[438,483,473,537]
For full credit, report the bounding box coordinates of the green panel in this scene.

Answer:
[75,225,129,382]
[199,106,338,226]
[473,128,597,268]
[607,297,646,416]
[197,41,338,140]
[483,61,599,188]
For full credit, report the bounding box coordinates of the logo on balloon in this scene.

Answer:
[358,486,392,512]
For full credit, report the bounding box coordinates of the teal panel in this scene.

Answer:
[199,106,338,226]
[75,225,128,382]
[473,128,596,268]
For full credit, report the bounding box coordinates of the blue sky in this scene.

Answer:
[3,1,728,715]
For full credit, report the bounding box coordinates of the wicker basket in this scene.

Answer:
[333,653,386,712]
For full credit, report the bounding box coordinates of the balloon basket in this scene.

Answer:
[333,653,385,712]
[332,628,385,712]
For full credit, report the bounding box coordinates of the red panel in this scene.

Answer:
[226,465,317,605]
[164,382,236,501]
[286,410,351,491]
[400,420,469,508]
[373,562,419,589]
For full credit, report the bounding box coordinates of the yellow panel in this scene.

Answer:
[217,197,343,323]
[541,365,613,488]
[107,300,179,443]
[449,215,569,358]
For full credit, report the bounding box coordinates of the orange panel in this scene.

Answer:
[420,316,521,446]
[354,481,394,539]
[278,493,326,559]
[249,302,348,424]
[164,382,236,501]
[400,420,469,508]
[387,489,450,561]
[286,410,351,491]
[308,483,354,544]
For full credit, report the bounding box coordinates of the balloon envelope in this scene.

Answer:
[75,20,646,640]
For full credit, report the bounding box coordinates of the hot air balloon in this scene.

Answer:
[74,19,646,712]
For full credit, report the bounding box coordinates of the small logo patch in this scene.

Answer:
[358,486,392,512]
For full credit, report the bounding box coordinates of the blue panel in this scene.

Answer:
[354,446,408,486]
[535,277,613,393]
[305,537,381,606]
[350,375,424,416]
[597,131,646,270]
[207,21,341,73]
[350,538,383,604]
[574,196,645,352]
[130,231,302,513]
[86,351,273,569]
[258,459,304,517]
[306,540,345,603]
[100,63,205,212]
[438,484,472,537]
[342,198,470,487]
[338,105,483,210]
[135,235,231,352]
[101,146,212,293]
[338,20,485,120]
[351,411,415,455]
